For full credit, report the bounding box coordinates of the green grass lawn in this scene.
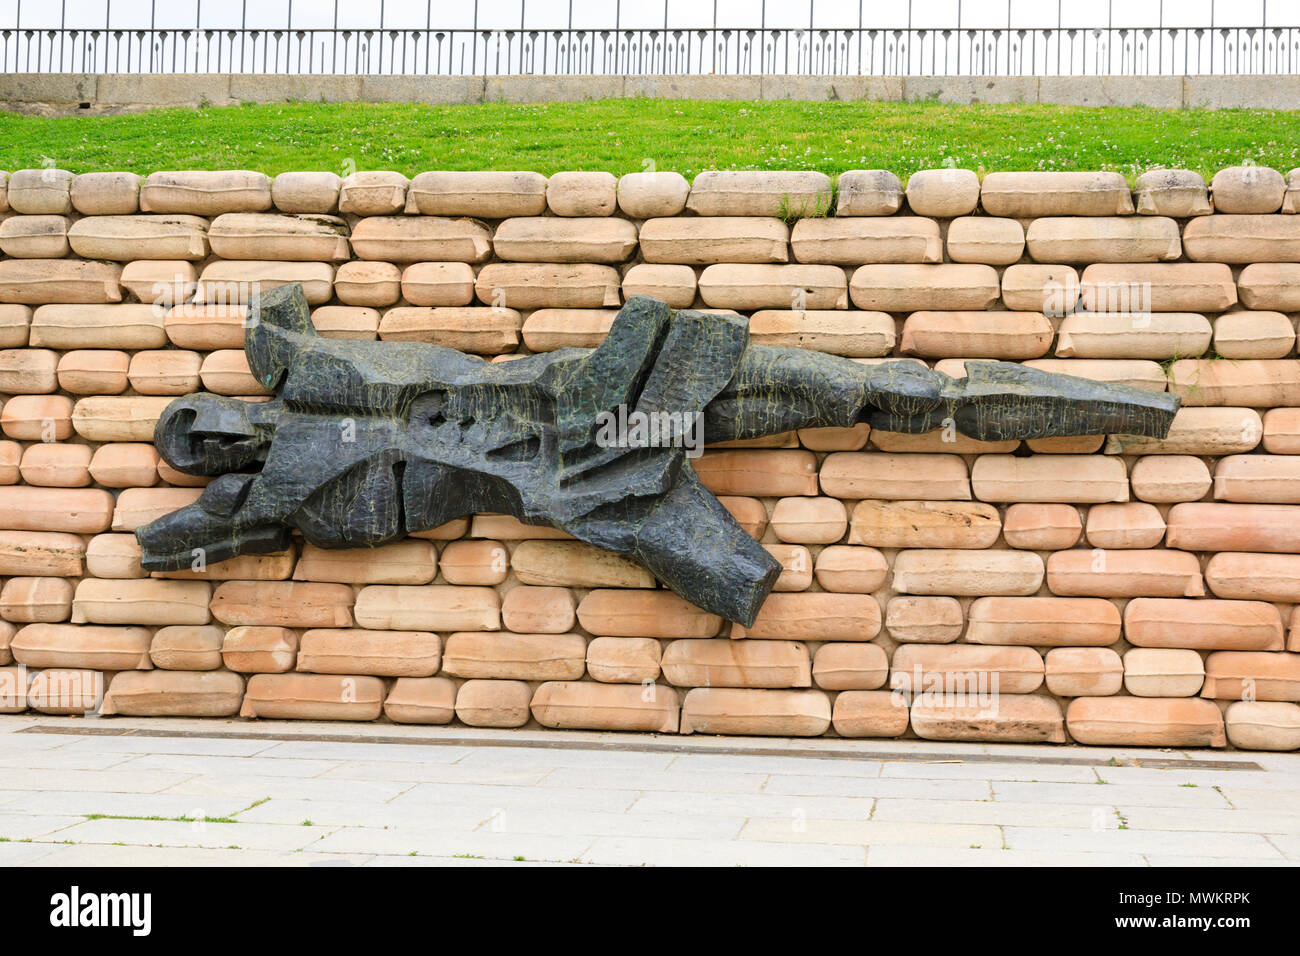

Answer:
[0,99,1297,180]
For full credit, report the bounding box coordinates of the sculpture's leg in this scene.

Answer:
[702,346,1179,443]
[628,466,782,628]
[136,473,291,571]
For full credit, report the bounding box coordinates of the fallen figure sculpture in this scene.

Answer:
[137,284,1179,626]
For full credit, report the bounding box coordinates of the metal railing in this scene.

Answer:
[2,0,1297,76]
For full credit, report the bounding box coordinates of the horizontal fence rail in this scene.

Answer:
[2,2,1298,76]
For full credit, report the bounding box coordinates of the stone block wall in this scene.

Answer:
[0,163,1298,750]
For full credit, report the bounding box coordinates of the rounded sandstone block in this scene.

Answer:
[72,578,210,626]
[1047,549,1204,598]
[812,642,888,690]
[966,596,1120,646]
[68,214,210,261]
[220,625,298,673]
[164,302,248,349]
[1003,503,1082,550]
[546,171,616,217]
[400,262,476,307]
[30,304,165,351]
[980,171,1134,217]
[1056,311,1211,360]
[905,168,980,217]
[1238,262,1300,311]
[27,668,103,715]
[1134,169,1211,217]
[110,487,203,532]
[621,264,696,308]
[297,628,440,677]
[1263,407,1300,454]
[679,686,828,736]
[1213,311,1294,359]
[910,694,1066,743]
[696,449,818,497]
[946,216,1025,265]
[1166,502,1300,554]
[1123,647,1205,698]
[350,216,490,264]
[894,549,1045,600]
[886,596,963,643]
[835,169,903,216]
[0,260,123,305]
[577,590,720,639]
[7,168,74,214]
[850,263,1000,311]
[849,499,999,550]
[509,539,650,589]
[0,214,70,258]
[791,216,940,264]
[493,217,637,263]
[1066,696,1225,746]
[294,540,436,586]
[521,309,616,350]
[0,304,31,347]
[102,669,243,717]
[768,496,847,545]
[1130,455,1212,502]
[799,424,872,452]
[120,259,197,305]
[474,263,621,310]
[1085,502,1166,550]
[534,679,679,732]
[501,585,575,634]
[0,663,24,712]
[311,305,380,340]
[409,171,547,218]
[150,624,224,670]
[0,530,84,578]
[1206,552,1300,602]
[271,171,341,213]
[0,576,73,623]
[1045,647,1123,697]
[384,676,456,724]
[892,644,1045,695]
[1202,651,1300,702]
[453,678,532,727]
[211,581,353,628]
[698,263,846,311]
[19,443,91,488]
[901,311,1052,359]
[1027,216,1181,263]
[199,350,267,396]
[426,539,506,586]
[749,310,894,357]
[813,545,887,594]
[1184,214,1300,263]
[640,216,787,265]
[0,486,113,534]
[84,534,146,579]
[56,349,129,395]
[832,690,910,737]
[0,346,55,393]
[11,623,151,670]
[1214,454,1300,503]
[1126,597,1283,652]
[155,550,294,583]
[332,260,401,306]
[1168,358,1300,408]
[1001,263,1080,314]
[208,212,349,262]
[354,584,499,632]
[821,452,969,501]
[1080,263,1236,313]
[661,638,810,689]
[240,673,385,721]
[70,172,142,215]
[616,171,690,218]
[379,306,521,354]
[126,350,201,396]
[338,171,408,216]
[1210,165,1285,214]
[1224,700,1300,751]
[140,170,272,214]
[687,170,831,218]
[740,592,880,642]
[196,261,334,305]
[586,637,662,684]
[1106,407,1262,457]
[973,454,1128,504]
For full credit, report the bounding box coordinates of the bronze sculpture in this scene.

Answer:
[137,284,1179,626]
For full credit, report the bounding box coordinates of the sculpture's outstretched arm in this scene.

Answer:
[702,346,1179,444]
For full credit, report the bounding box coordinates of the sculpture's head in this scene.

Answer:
[154,394,277,475]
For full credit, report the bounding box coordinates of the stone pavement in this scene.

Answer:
[0,715,1295,867]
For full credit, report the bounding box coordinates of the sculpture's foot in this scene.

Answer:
[868,361,1180,441]
[136,506,290,571]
